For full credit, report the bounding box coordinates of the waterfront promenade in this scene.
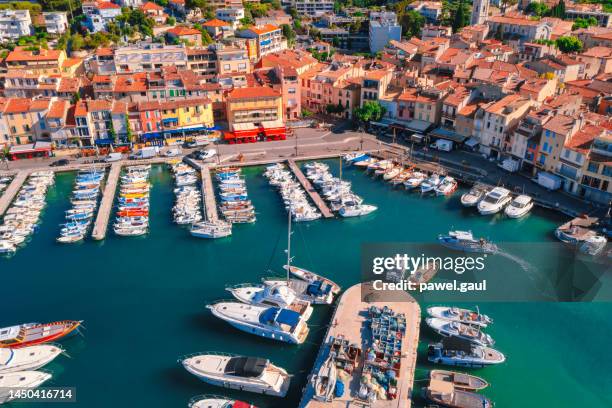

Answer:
[0,170,28,216]
[300,282,420,408]
[287,159,334,218]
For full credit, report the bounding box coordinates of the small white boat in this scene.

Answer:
[421,174,441,194]
[0,371,52,404]
[181,353,290,397]
[504,194,533,218]
[428,339,506,368]
[438,230,498,254]
[188,396,256,408]
[579,235,608,256]
[227,282,313,320]
[426,318,494,347]
[190,221,232,239]
[382,167,401,181]
[434,176,458,196]
[427,306,493,328]
[461,185,488,207]
[404,172,426,189]
[339,204,377,217]
[477,187,512,215]
[207,302,309,344]
[312,351,337,402]
[0,345,63,374]
[284,265,341,295]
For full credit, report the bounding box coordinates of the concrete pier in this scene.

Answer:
[0,170,29,217]
[91,162,121,240]
[287,159,334,218]
[183,158,218,222]
[299,282,420,408]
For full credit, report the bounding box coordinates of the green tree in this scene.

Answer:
[333,0,342,14]
[167,16,176,25]
[353,101,387,125]
[70,33,85,51]
[555,36,582,53]
[525,2,549,17]
[108,119,118,144]
[72,90,81,103]
[549,0,565,18]
[125,116,135,144]
[572,17,598,29]
[326,103,344,115]
[245,2,270,18]
[281,24,296,47]
[451,0,470,33]
[399,10,424,38]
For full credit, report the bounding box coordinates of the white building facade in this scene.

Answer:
[0,10,32,41]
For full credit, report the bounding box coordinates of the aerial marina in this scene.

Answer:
[0,154,610,407]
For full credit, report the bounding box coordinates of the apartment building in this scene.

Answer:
[291,0,334,16]
[73,100,128,146]
[4,48,84,78]
[3,99,53,145]
[187,47,218,75]
[369,12,402,53]
[215,7,245,29]
[216,45,251,75]
[565,2,612,28]
[83,1,122,33]
[485,15,552,42]
[167,26,202,46]
[239,25,287,59]
[406,1,443,23]
[475,94,534,157]
[3,72,80,100]
[95,43,189,74]
[43,12,69,35]
[579,130,612,203]
[225,87,286,143]
[0,10,31,41]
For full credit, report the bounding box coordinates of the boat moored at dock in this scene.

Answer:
[227,282,313,320]
[424,378,492,408]
[190,220,232,239]
[207,302,309,344]
[460,185,488,207]
[429,370,489,391]
[0,344,63,373]
[477,187,512,215]
[427,306,492,328]
[0,321,82,348]
[426,318,494,346]
[181,353,290,397]
[504,194,534,218]
[427,337,506,367]
[0,370,52,404]
[284,265,341,295]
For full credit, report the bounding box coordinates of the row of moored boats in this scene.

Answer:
[216,167,256,224]
[0,320,82,404]
[57,168,105,243]
[171,162,203,225]
[306,161,377,217]
[264,163,322,222]
[0,171,54,255]
[113,165,151,237]
[424,306,505,408]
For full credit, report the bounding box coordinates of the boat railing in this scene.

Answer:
[178,351,239,363]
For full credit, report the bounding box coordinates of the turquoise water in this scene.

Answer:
[1,162,611,407]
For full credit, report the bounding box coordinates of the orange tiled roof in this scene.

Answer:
[97,1,120,8]
[5,48,62,63]
[167,26,201,36]
[203,18,230,27]
[227,86,280,100]
[140,1,163,11]
[47,100,68,119]
[248,24,280,35]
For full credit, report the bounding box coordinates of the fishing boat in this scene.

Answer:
[504,194,534,218]
[427,307,492,328]
[429,370,488,391]
[0,321,81,348]
[227,282,313,320]
[382,166,401,181]
[424,379,492,408]
[427,337,506,367]
[206,302,309,344]
[421,174,441,194]
[343,152,369,163]
[477,187,512,215]
[354,157,377,168]
[460,185,488,207]
[438,230,498,254]
[426,318,494,346]
[0,345,63,373]
[579,235,608,256]
[181,353,290,397]
[0,371,52,404]
[311,351,337,402]
[435,176,458,196]
[189,395,257,408]
[190,221,232,239]
[284,265,341,295]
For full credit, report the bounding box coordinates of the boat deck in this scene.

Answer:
[0,170,29,217]
[299,282,420,408]
[286,159,333,219]
[91,162,120,240]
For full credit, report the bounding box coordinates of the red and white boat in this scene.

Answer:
[435,176,458,196]
[0,321,82,349]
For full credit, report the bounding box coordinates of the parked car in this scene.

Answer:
[50,159,69,167]
[105,153,123,162]
[164,148,182,157]
[185,138,210,148]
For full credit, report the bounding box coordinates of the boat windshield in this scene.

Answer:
[224,357,268,378]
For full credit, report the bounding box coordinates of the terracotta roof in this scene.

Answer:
[227,86,280,100]
[581,47,612,59]
[96,1,120,9]
[248,24,280,35]
[4,98,50,113]
[565,125,602,154]
[543,114,576,135]
[167,26,201,36]
[140,1,163,10]
[5,48,62,63]
[203,18,230,27]
[487,15,542,27]
[58,77,80,93]
[61,57,82,68]
[484,94,527,115]
[96,48,114,57]
[47,100,68,119]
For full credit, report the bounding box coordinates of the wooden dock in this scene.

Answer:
[286,159,334,218]
[183,158,218,222]
[0,170,29,217]
[299,282,420,408]
[91,162,121,241]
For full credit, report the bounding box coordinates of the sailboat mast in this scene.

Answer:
[286,208,291,283]
[339,157,342,180]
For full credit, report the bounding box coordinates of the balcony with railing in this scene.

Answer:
[557,163,579,180]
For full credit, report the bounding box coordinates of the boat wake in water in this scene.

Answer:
[496,249,538,275]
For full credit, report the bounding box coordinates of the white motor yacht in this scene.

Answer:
[477,187,512,215]
[404,172,426,189]
[461,185,488,207]
[189,396,255,408]
[420,174,441,194]
[427,306,493,328]
[0,345,63,374]
[0,371,52,404]
[227,282,313,320]
[190,221,232,239]
[339,204,377,217]
[426,318,494,346]
[427,338,506,368]
[207,302,309,344]
[181,354,290,397]
[504,194,534,218]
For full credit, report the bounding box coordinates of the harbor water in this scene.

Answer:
[1,162,611,407]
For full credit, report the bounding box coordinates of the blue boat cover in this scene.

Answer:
[335,380,345,397]
[307,280,332,296]
[275,308,301,329]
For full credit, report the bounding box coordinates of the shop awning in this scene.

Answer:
[9,142,52,154]
[142,132,163,140]
[429,126,468,143]
[95,138,113,145]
